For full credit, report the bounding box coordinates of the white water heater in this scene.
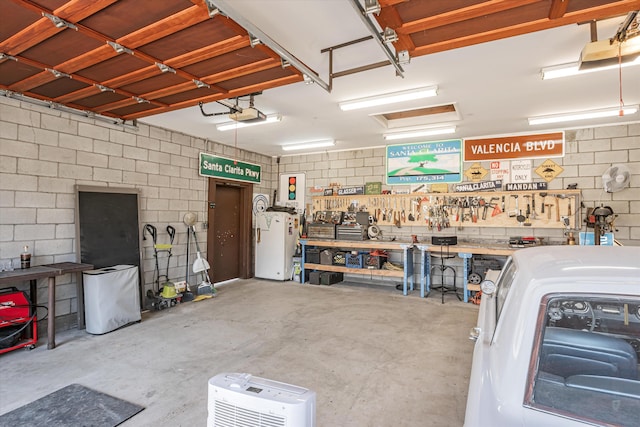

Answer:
[207,373,316,427]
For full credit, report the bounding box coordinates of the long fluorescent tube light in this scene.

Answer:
[339,86,438,111]
[541,57,640,79]
[281,139,335,151]
[528,105,639,125]
[383,125,456,140]
[216,114,282,131]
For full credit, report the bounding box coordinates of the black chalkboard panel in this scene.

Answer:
[76,186,141,270]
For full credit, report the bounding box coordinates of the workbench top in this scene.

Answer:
[302,238,522,256]
[0,265,62,285]
[419,242,518,256]
[301,239,413,250]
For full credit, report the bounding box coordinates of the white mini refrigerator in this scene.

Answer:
[83,264,141,334]
[255,211,298,280]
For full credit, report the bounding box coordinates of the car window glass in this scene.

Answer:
[495,259,516,322]
[526,294,640,426]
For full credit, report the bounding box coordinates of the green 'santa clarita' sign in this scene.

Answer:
[199,153,261,184]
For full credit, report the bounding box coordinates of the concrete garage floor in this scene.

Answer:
[0,279,479,426]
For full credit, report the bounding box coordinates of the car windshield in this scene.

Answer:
[526,293,640,426]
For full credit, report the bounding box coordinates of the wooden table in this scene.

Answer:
[0,262,93,349]
[415,243,518,302]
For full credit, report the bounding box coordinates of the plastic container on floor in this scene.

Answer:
[83,265,141,334]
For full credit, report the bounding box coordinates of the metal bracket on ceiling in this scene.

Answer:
[156,62,176,74]
[613,11,639,43]
[46,68,71,79]
[107,41,134,55]
[347,0,405,78]
[321,35,409,91]
[199,92,263,117]
[0,53,18,62]
[205,0,330,92]
[364,0,381,16]
[249,34,261,47]
[95,84,115,93]
[382,27,398,44]
[193,79,210,89]
[205,0,226,18]
[42,12,77,30]
[199,100,241,117]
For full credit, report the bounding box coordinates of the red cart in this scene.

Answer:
[0,287,37,354]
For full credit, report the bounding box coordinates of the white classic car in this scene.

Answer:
[464,245,640,427]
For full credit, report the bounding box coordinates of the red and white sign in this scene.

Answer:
[490,161,510,184]
[464,132,564,161]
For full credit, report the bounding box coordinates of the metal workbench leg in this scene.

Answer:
[300,241,306,283]
[401,244,412,296]
[458,252,472,303]
[47,276,56,349]
[76,272,85,329]
[416,245,430,298]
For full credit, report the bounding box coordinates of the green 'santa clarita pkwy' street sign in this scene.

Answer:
[199,152,261,184]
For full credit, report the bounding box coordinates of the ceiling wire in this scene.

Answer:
[618,43,624,116]
[234,123,239,165]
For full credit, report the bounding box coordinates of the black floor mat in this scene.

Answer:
[0,383,144,427]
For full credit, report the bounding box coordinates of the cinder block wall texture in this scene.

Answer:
[278,125,639,247]
[0,96,273,332]
[1,94,638,333]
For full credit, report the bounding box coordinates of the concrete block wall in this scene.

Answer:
[280,124,639,246]
[279,124,639,288]
[0,96,274,331]
[1,91,637,326]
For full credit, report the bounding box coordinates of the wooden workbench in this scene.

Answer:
[300,239,415,294]
[415,243,518,301]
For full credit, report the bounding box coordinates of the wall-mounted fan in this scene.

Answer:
[602,164,631,193]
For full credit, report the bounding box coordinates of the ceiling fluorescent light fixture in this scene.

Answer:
[281,139,335,151]
[383,126,456,140]
[528,105,639,125]
[216,114,281,131]
[541,57,640,79]
[339,86,438,111]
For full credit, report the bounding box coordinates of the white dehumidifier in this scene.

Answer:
[208,373,316,427]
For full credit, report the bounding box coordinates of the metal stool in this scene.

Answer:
[430,236,461,304]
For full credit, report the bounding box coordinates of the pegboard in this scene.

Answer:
[311,189,581,229]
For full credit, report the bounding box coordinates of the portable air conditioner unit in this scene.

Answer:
[208,373,316,427]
